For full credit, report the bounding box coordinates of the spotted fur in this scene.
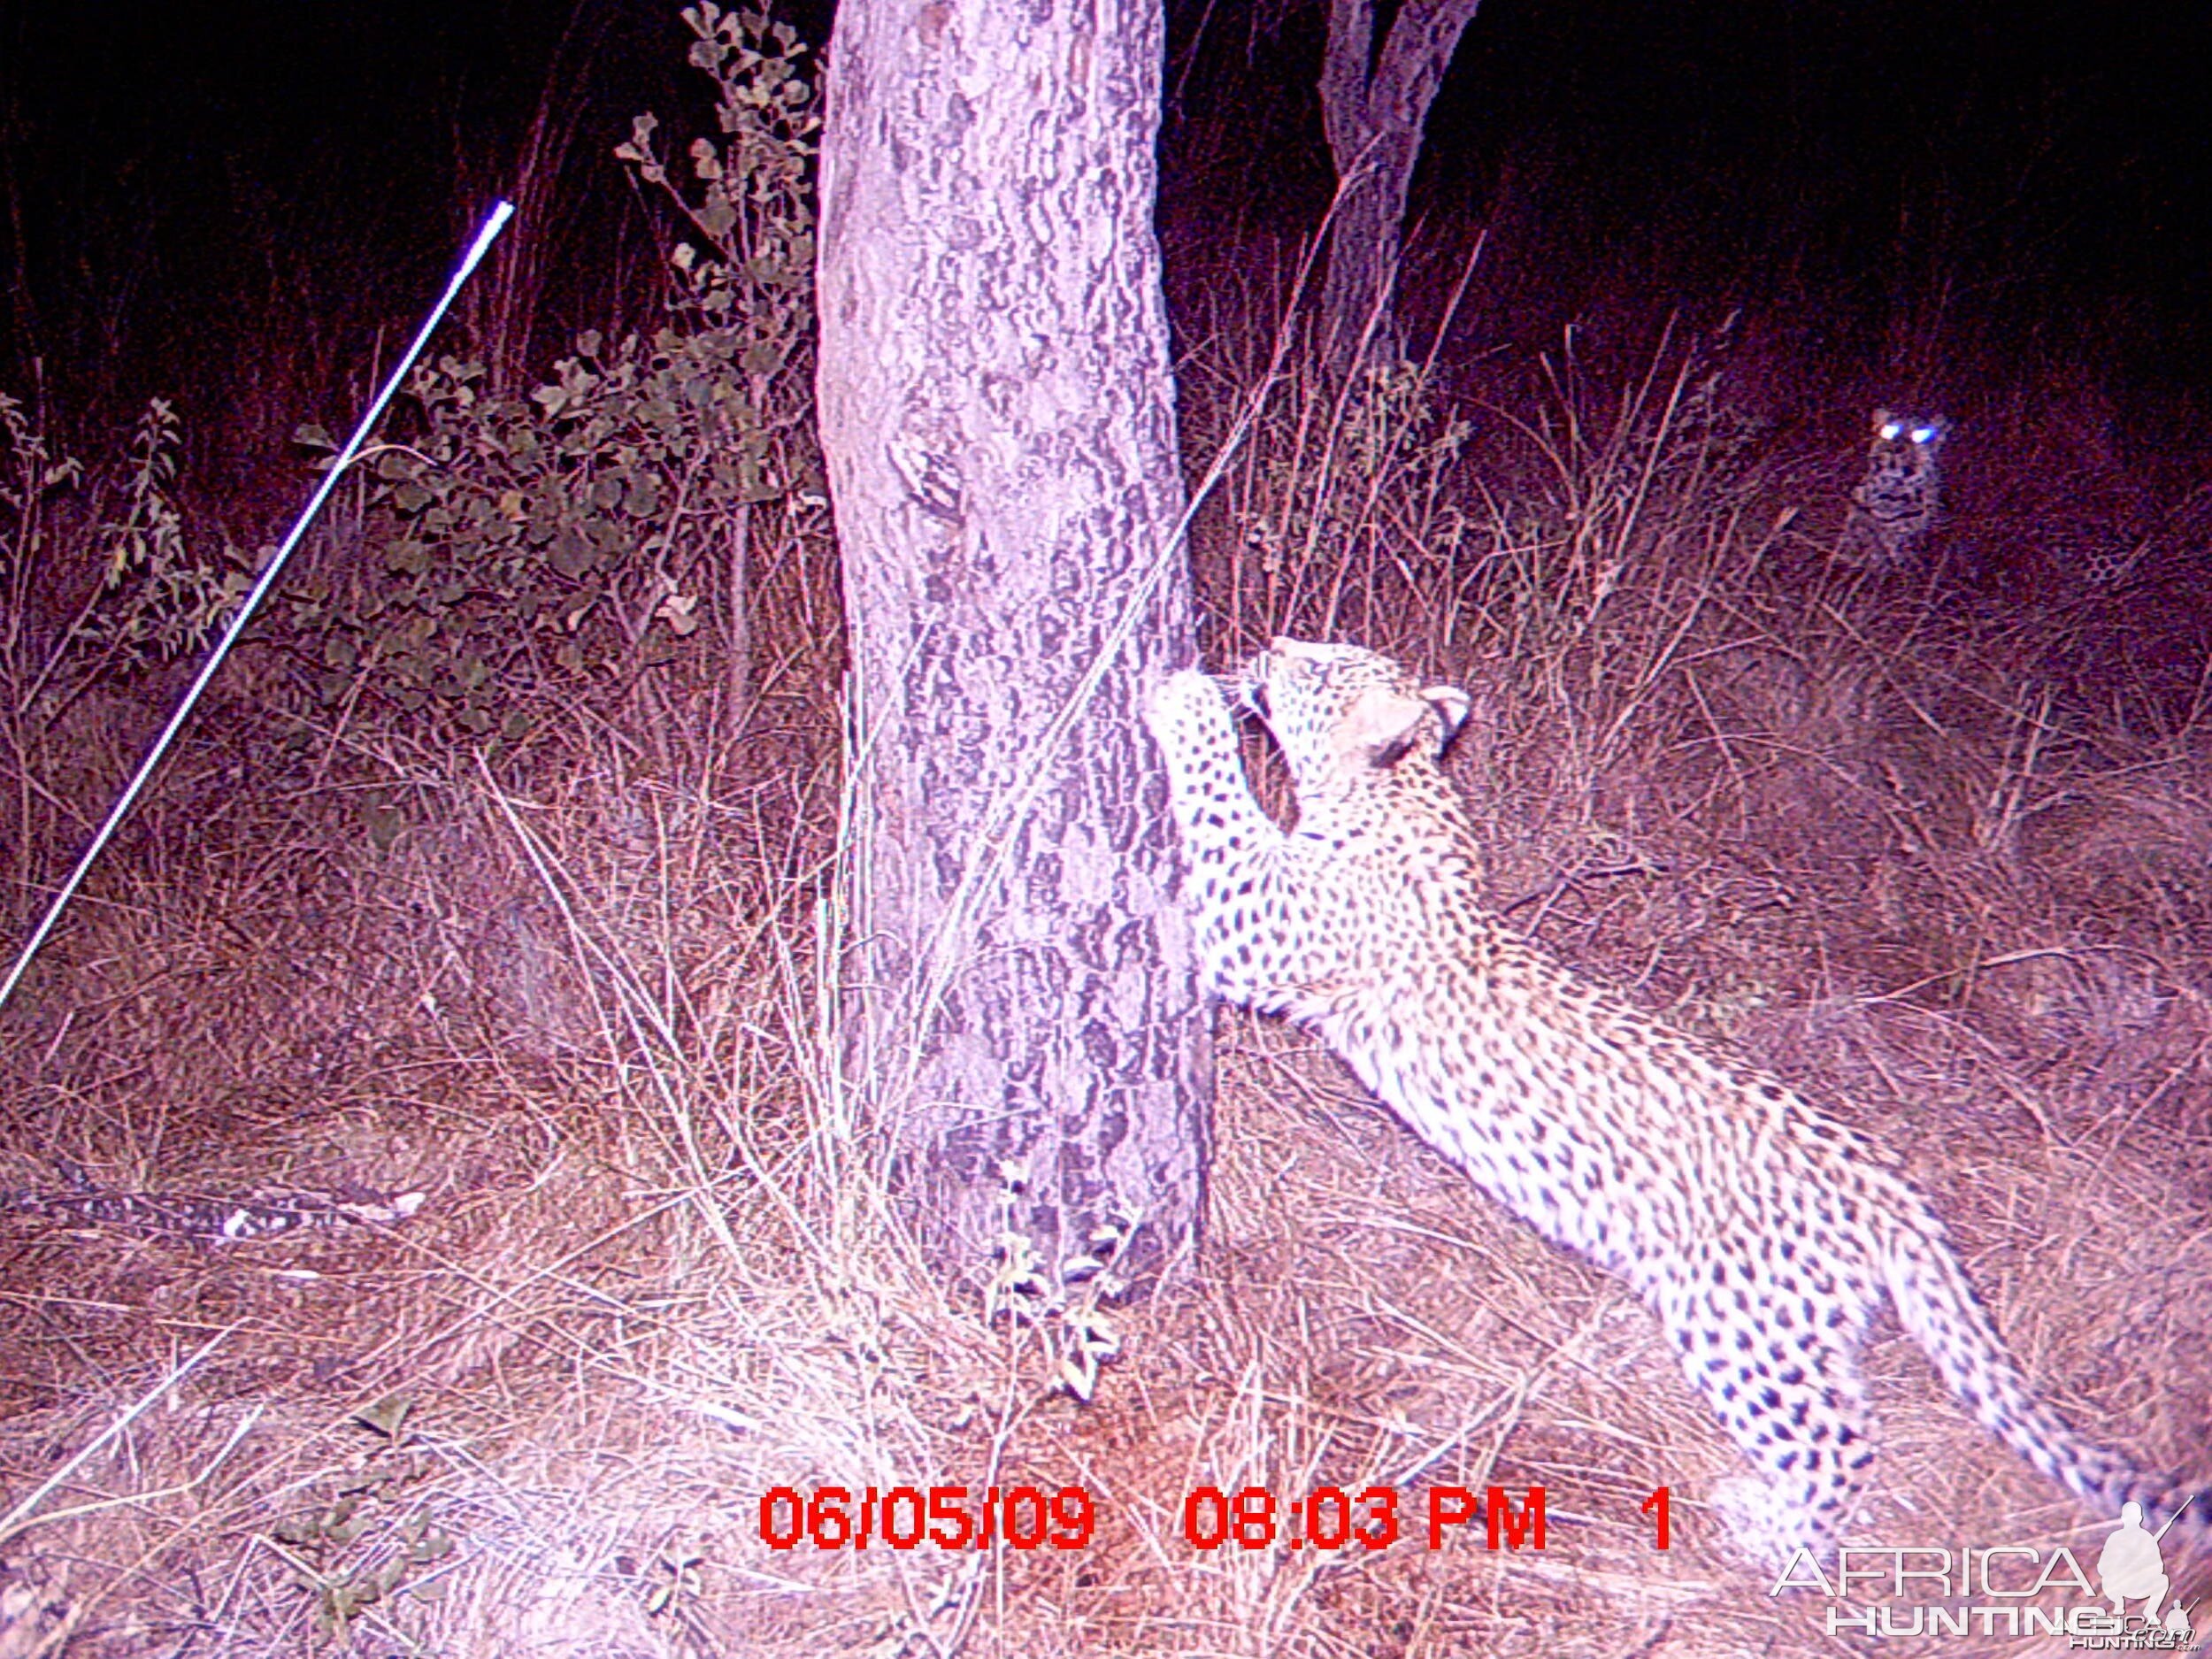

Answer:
[1839,408,1947,570]
[1145,636,2199,1563]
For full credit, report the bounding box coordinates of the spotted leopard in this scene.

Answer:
[1143,636,2200,1563]
[1838,408,1948,570]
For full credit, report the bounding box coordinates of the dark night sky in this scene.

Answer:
[1161,0,2212,400]
[3,1,717,452]
[4,0,2209,456]
[1435,0,2212,294]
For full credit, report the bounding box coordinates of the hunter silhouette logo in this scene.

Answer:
[2100,1501,2180,1628]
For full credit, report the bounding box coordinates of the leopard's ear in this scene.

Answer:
[1349,683,1467,767]
[1424,686,1472,750]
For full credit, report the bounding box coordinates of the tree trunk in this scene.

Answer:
[816,0,1210,1312]
[1317,0,1486,368]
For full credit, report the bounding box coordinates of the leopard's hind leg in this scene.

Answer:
[1655,1228,1879,1563]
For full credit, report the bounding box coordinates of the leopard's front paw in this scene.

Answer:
[1141,667,1229,742]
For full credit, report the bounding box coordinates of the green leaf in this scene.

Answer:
[273,1514,322,1548]
[549,525,597,577]
[361,802,404,851]
[355,1394,414,1439]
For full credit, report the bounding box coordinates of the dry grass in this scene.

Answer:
[2,326,2208,1657]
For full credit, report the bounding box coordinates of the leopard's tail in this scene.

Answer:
[1881,1205,2206,1538]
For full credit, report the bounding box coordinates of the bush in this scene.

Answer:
[285,4,820,743]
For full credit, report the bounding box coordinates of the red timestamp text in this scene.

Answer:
[1183,1484,1402,1551]
[758,1484,1095,1552]
[1182,1484,1675,1553]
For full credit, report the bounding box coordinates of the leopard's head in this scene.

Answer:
[1240,637,1470,795]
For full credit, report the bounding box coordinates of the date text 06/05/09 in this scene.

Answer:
[758,1486,1094,1552]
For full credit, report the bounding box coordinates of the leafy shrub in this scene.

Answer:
[0,392,257,702]
[287,4,819,742]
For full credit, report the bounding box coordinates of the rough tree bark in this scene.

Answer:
[1317,0,1486,366]
[816,0,1210,1310]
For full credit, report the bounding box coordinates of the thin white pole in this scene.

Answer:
[0,200,516,1014]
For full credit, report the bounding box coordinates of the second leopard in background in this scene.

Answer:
[1838,407,1948,570]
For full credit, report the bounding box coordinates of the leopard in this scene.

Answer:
[1837,408,1949,570]
[1142,635,2201,1566]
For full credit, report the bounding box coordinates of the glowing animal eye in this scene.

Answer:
[1910,426,1936,443]
[1878,423,1902,440]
